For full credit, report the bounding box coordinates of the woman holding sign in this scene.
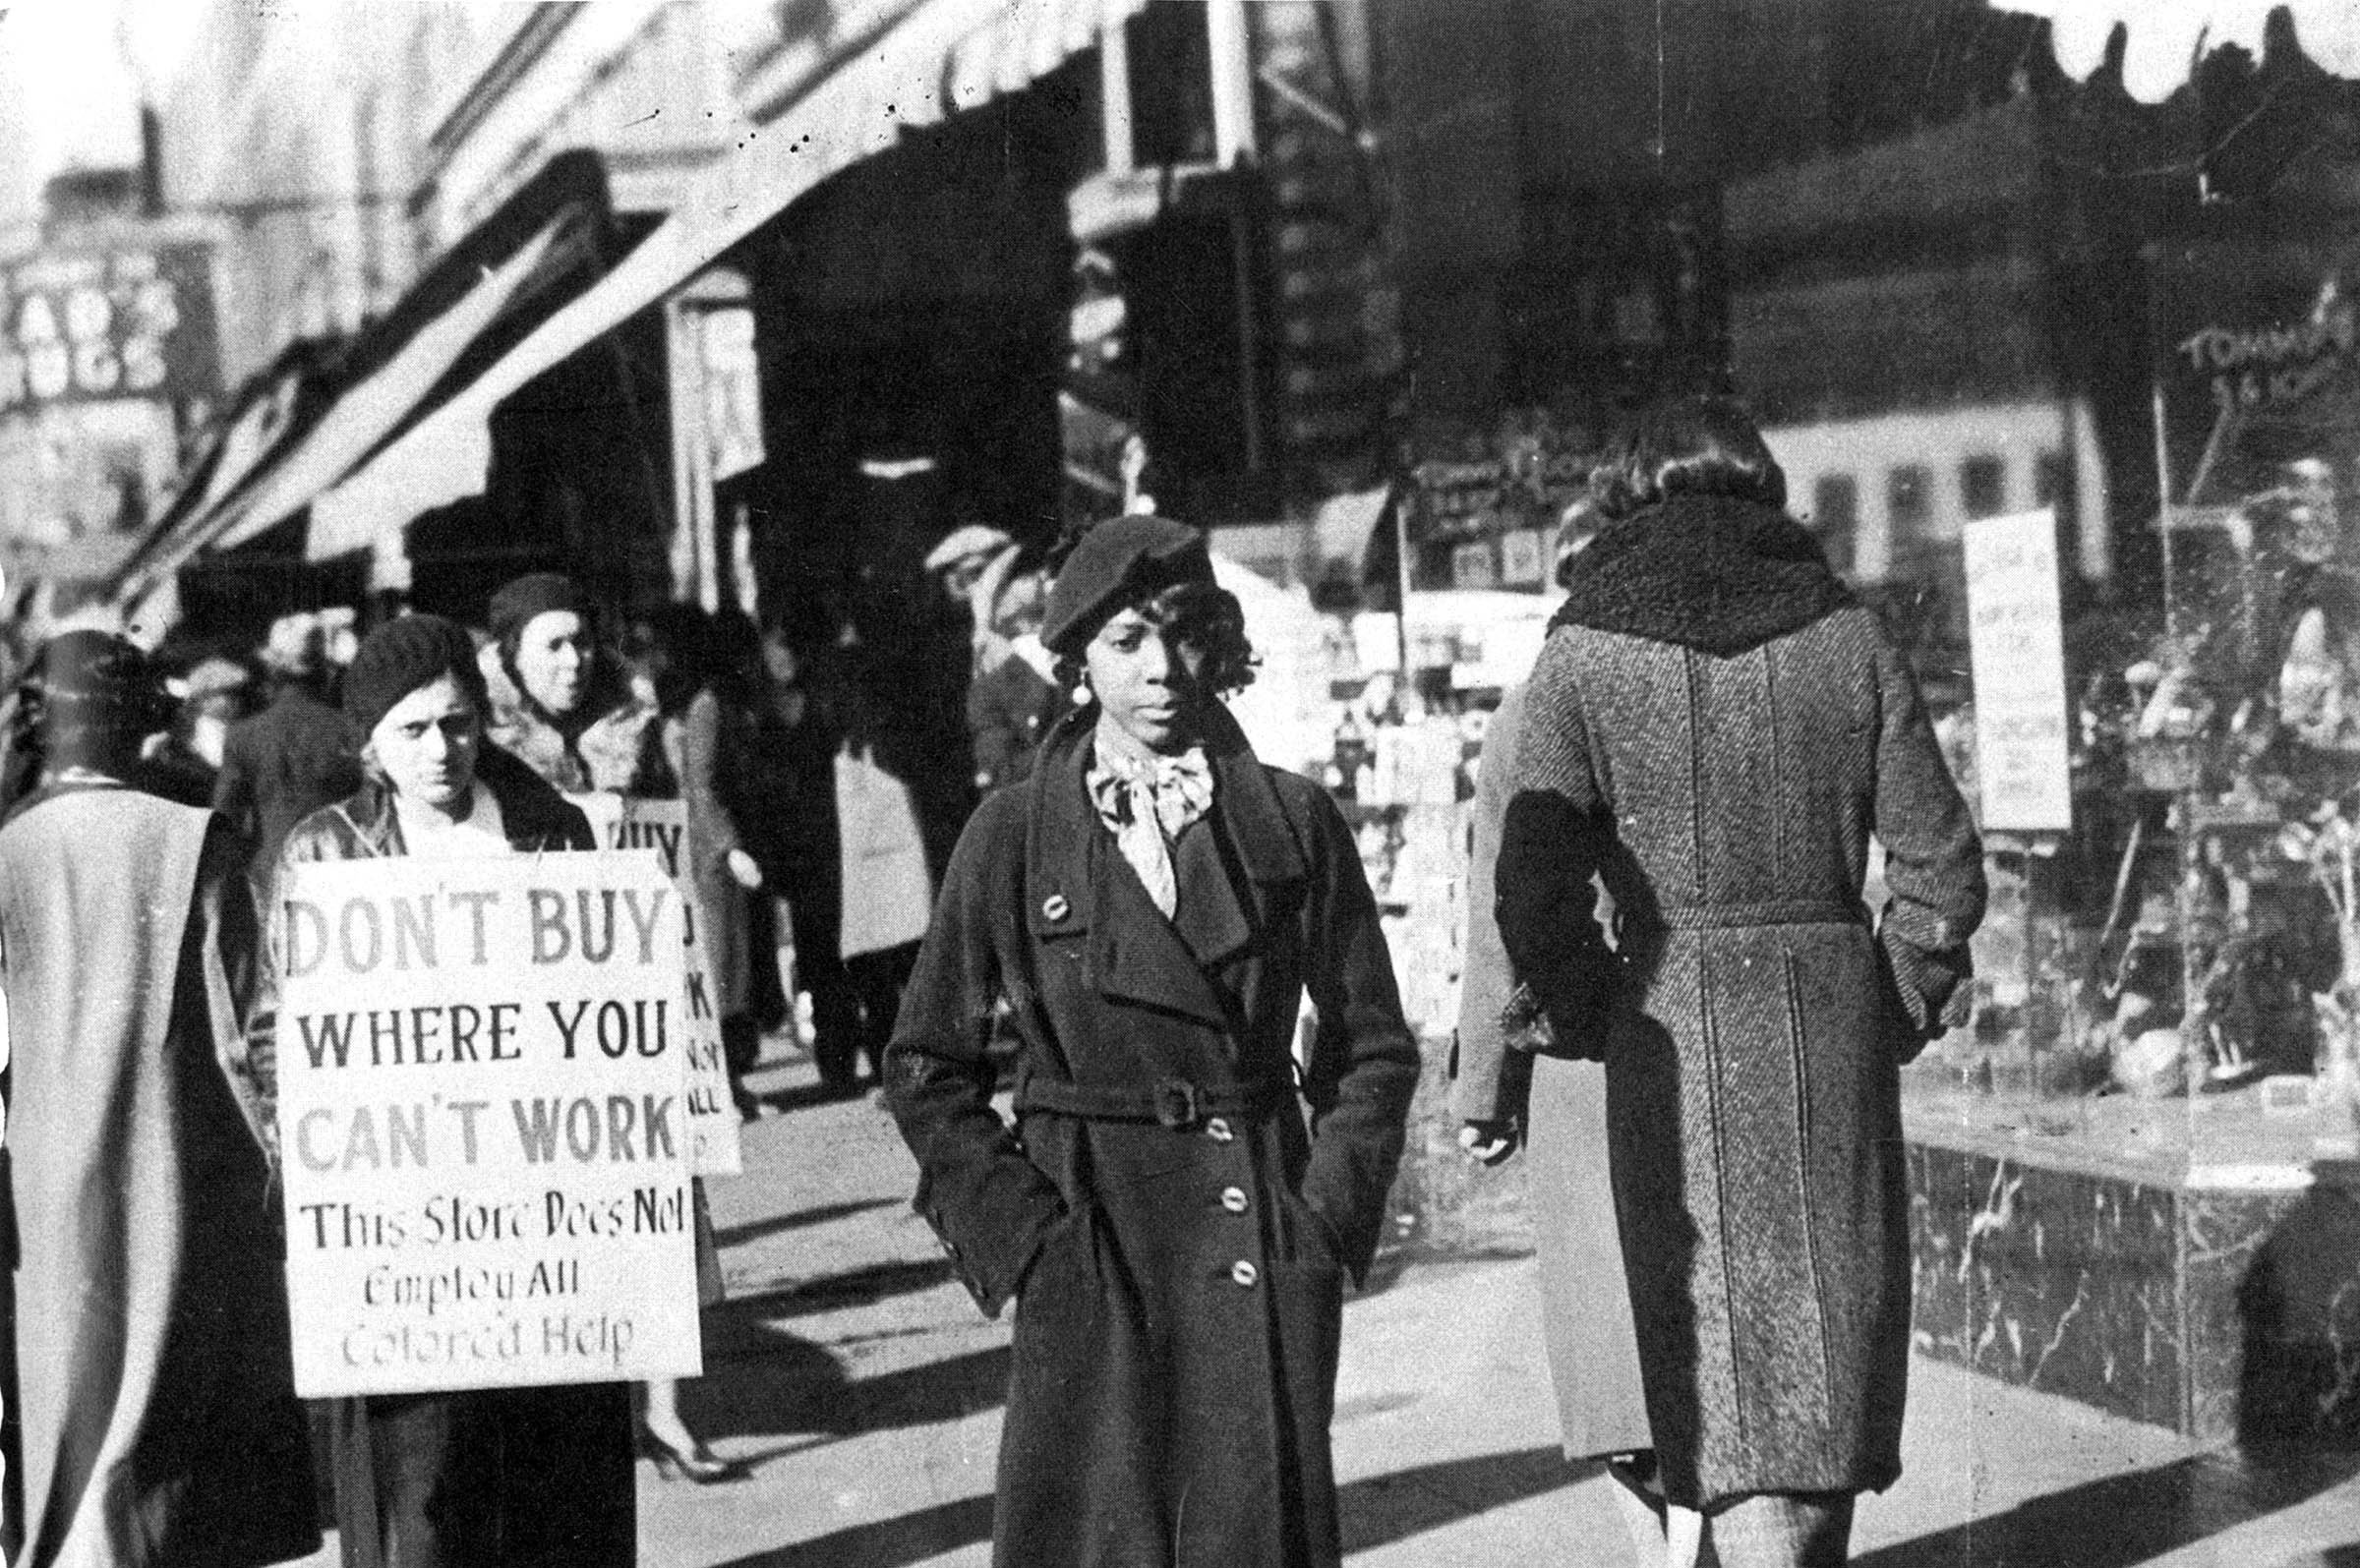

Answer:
[263,615,634,1568]
[884,515,1420,1568]
[0,631,318,1568]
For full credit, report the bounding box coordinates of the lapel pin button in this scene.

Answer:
[1042,894,1070,921]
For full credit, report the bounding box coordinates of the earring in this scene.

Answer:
[1071,682,1093,706]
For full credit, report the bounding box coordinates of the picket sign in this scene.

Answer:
[568,793,744,1176]
[275,851,701,1397]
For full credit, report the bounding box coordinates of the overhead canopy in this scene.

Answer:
[112,152,616,598]
[1995,1,2360,102]
[195,0,1145,584]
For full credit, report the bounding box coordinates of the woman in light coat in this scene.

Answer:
[0,631,318,1568]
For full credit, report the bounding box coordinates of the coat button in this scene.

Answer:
[1219,1186,1249,1213]
[1205,1117,1234,1142]
[1229,1259,1259,1287]
[1041,893,1070,921]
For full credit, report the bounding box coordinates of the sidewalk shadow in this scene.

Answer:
[713,1197,902,1249]
[709,1493,994,1567]
[1339,1445,1571,1552]
[705,1446,1575,1568]
[686,1329,1012,1447]
[718,1257,958,1319]
[1858,1447,2360,1568]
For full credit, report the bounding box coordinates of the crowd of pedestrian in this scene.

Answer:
[0,393,1983,1568]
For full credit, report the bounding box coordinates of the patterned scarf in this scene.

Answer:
[1086,739,1214,917]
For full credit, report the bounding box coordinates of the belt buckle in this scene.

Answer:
[1151,1077,1202,1131]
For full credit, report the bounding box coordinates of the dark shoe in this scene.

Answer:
[639,1427,749,1484]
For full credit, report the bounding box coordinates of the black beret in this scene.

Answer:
[1041,515,1215,654]
[343,615,488,737]
[487,572,589,652]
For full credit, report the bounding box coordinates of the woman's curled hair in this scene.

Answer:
[1052,579,1259,699]
[1591,393,1787,521]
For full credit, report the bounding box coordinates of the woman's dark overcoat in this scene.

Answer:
[266,745,634,1568]
[1496,494,1985,1512]
[885,709,1420,1568]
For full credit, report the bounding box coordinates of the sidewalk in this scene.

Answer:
[302,1037,2360,1566]
[636,1043,2360,1567]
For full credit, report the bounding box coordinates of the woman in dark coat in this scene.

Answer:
[0,632,318,1568]
[884,514,1421,1568]
[1496,398,1985,1568]
[258,616,634,1568]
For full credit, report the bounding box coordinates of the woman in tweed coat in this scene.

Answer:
[1497,397,1984,1567]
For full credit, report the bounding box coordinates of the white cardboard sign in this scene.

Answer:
[275,851,701,1397]
[1963,507,2074,832]
[569,793,744,1176]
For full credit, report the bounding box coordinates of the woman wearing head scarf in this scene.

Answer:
[481,572,662,796]
[254,615,633,1568]
[884,514,1420,1568]
[1496,397,1986,1567]
[0,631,319,1568]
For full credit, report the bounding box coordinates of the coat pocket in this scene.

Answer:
[1015,1197,1097,1306]
[1277,1186,1348,1274]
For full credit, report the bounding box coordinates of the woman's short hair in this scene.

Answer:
[1592,394,1787,521]
[4,631,176,795]
[1051,579,1259,699]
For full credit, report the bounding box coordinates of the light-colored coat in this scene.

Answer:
[0,785,317,1568]
[1452,682,1653,1463]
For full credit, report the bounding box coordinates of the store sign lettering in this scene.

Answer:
[2176,292,2360,416]
[0,241,220,413]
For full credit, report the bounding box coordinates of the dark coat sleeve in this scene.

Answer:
[1869,636,1987,1046]
[196,818,271,1156]
[1289,776,1422,1283]
[1495,633,1622,1054]
[967,664,1018,791]
[882,793,1067,1318]
[212,723,260,842]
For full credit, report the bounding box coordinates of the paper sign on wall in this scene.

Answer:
[569,793,744,1176]
[275,852,700,1397]
[1963,508,2074,832]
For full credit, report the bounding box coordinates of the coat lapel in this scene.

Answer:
[1024,710,1245,1030]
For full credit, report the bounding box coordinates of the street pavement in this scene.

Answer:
[301,1034,2360,1566]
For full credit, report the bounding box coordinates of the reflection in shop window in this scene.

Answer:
[1810,472,1858,577]
[1961,453,2006,519]
[2033,448,2075,530]
[1887,462,1934,543]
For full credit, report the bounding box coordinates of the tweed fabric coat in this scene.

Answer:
[1497,498,1984,1511]
[885,708,1419,1568]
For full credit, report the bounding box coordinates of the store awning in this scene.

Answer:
[1995,2,2360,102]
[112,153,616,599]
[281,0,1145,569]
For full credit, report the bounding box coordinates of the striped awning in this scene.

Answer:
[1995,1,2360,103]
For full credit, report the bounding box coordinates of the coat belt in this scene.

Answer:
[1655,900,1864,929]
[1015,1075,1293,1131]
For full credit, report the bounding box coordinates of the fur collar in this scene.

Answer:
[1551,494,1855,656]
